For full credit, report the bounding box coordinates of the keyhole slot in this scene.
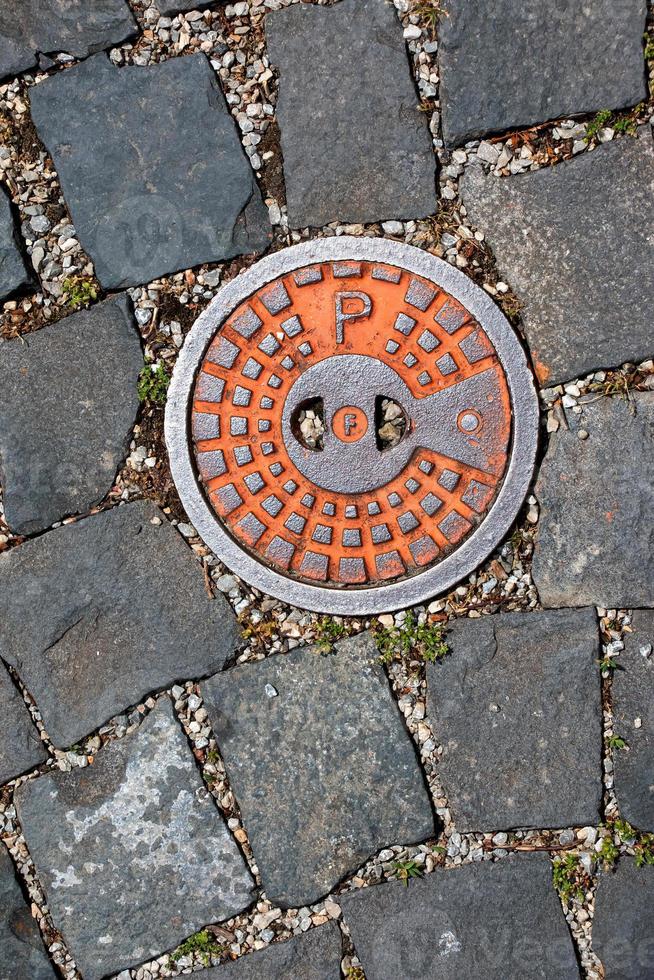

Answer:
[291,397,325,451]
[375,396,408,451]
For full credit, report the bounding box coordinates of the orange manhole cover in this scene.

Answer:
[166,239,538,614]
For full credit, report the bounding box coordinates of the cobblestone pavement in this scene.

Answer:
[0,0,653,978]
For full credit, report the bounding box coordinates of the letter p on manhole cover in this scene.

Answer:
[165,239,538,614]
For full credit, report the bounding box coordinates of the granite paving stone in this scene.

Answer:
[0,845,55,980]
[15,698,254,980]
[0,294,142,535]
[532,392,654,609]
[0,0,137,81]
[612,609,654,831]
[339,855,579,979]
[438,0,648,146]
[266,0,436,228]
[460,131,654,386]
[29,53,271,289]
[0,660,47,786]
[592,860,654,979]
[202,632,435,907]
[198,923,342,979]
[426,608,602,832]
[0,184,30,300]
[0,500,240,747]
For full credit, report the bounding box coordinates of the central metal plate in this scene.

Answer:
[165,238,538,614]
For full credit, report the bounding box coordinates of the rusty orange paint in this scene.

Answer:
[190,260,513,587]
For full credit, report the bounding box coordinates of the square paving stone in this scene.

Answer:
[612,610,654,831]
[592,860,654,979]
[532,392,654,609]
[0,0,137,81]
[266,0,436,228]
[0,845,56,980]
[202,633,435,908]
[460,131,654,386]
[0,660,47,786]
[0,499,240,747]
[29,53,271,289]
[15,698,254,980]
[438,0,648,146]
[0,184,30,300]
[426,608,603,832]
[0,294,142,535]
[339,855,580,979]
[198,923,342,979]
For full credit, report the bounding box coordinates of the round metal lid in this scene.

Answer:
[165,238,538,614]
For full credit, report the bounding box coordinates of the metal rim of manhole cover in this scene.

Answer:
[165,237,539,615]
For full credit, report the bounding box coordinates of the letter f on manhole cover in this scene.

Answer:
[165,238,538,614]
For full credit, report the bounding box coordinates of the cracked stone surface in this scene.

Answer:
[0,0,136,81]
[202,632,435,908]
[15,698,254,980]
[340,854,580,979]
[266,0,436,228]
[0,845,55,980]
[0,184,30,301]
[460,131,654,386]
[199,923,343,979]
[592,860,654,980]
[532,392,654,609]
[0,500,240,747]
[612,609,654,832]
[438,0,648,146]
[0,660,47,785]
[426,608,603,832]
[0,294,142,535]
[29,53,271,289]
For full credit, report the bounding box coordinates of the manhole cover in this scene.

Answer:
[166,238,538,614]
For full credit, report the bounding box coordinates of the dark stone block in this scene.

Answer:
[0,500,240,747]
[593,860,654,980]
[0,0,137,80]
[460,131,654,386]
[339,855,579,979]
[199,923,342,979]
[266,0,436,227]
[439,0,648,146]
[426,608,602,831]
[15,699,254,980]
[0,846,55,979]
[613,610,654,831]
[29,54,271,289]
[0,295,142,535]
[532,393,654,609]
[0,660,47,785]
[0,185,30,300]
[202,633,435,907]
